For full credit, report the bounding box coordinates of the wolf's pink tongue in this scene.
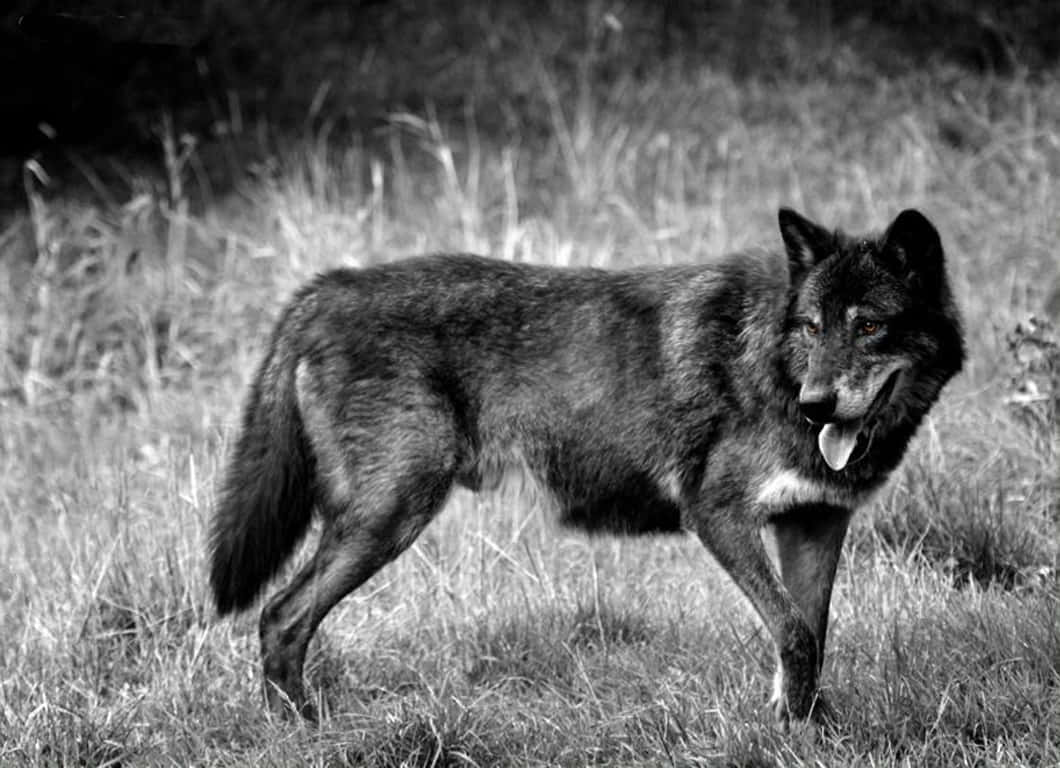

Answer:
[818,422,861,471]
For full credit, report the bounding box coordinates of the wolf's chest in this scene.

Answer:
[753,468,875,512]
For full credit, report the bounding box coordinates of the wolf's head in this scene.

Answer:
[779,208,964,471]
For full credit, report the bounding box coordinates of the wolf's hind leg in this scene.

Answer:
[768,505,850,723]
[693,509,818,724]
[258,467,453,720]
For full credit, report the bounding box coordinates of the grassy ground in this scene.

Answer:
[1,4,1057,766]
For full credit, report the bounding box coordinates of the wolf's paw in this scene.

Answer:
[809,691,837,726]
[770,669,829,730]
[264,676,318,723]
[270,691,319,723]
[771,689,836,732]
[771,671,815,725]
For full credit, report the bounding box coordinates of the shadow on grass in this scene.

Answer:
[304,599,659,708]
[465,600,656,690]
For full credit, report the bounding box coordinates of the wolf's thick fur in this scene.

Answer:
[209,208,964,723]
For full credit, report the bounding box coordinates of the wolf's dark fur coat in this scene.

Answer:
[209,208,964,723]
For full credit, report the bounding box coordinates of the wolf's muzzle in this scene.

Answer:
[798,390,837,424]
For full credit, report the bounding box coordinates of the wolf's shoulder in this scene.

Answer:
[645,248,787,312]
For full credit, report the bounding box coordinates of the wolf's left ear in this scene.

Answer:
[779,208,833,284]
[879,209,944,295]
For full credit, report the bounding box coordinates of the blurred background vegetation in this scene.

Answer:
[2,0,1059,199]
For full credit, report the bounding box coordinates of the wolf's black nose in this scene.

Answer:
[799,392,837,424]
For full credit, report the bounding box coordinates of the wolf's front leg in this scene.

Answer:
[769,507,851,662]
[767,504,851,724]
[693,506,818,724]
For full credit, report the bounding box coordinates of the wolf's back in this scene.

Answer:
[209,310,316,615]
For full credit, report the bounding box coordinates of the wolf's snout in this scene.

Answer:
[798,390,837,424]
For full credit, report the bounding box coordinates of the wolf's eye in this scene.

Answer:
[804,321,820,337]
[858,320,881,336]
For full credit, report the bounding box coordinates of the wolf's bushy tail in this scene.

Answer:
[209,326,316,615]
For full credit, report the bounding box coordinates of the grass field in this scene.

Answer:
[1,4,1057,766]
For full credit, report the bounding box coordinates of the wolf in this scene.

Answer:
[208,208,964,724]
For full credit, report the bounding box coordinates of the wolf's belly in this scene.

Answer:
[456,437,685,535]
[555,478,684,534]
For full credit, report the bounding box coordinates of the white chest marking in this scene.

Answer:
[755,469,869,510]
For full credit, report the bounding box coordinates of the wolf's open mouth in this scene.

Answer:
[817,369,902,471]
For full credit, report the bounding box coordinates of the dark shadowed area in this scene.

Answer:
[2,0,1059,199]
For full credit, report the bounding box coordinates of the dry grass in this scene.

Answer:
[1,4,1057,766]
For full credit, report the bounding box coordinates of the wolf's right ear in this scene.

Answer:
[779,208,833,284]
[879,209,945,296]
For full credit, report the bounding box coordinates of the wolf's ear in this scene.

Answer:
[879,209,944,295]
[779,208,833,284]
